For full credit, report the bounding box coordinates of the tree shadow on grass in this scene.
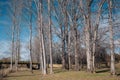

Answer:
[7,73,40,78]
[117,73,120,76]
[53,68,67,74]
[116,72,120,76]
[96,69,110,73]
[116,67,120,76]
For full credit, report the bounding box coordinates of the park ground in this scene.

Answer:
[3,63,120,80]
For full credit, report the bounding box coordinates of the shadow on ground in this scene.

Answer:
[96,69,110,73]
[53,68,67,73]
[117,72,120,76]
[7,73,40,78]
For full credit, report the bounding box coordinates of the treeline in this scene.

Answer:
[1,0,120,76]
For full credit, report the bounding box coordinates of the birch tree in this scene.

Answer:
[108,0,116,75]
[10,0,17,71]
[91,0,105,73]
[79,0,92,72]
[79,0,106,72]
[48,0,53,74]
[38,2,44,74]
[40,0,47,75]
[15,0,23,72]
[29,5,33,73]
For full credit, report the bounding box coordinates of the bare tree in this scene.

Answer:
[108,0,116,75]
[48,0,53,74]
[15,0,23,71]
[10,0,16,71]
[91,0,105,73]
[39,0,47,75]
[27,0,33,73]
[38,2,44,74]
[79,0,92,72]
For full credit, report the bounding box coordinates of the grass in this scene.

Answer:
[3,63,120,80]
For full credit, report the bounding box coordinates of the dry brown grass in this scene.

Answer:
[0,68,11,80]
[3,63,120,80]
[4,69,120,80]
[52,64,62,68]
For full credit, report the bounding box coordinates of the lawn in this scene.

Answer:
[3,63,120,80]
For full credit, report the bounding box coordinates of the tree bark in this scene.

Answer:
[29,17,33,73]
[61,26,66,69]
[74,26,79,71]
[68,31,71,70]
[85,20,91,72]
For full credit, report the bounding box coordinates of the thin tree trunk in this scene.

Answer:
[11,1,17,71]
[15,43,18,71]
[37,0,44,74]
[74,26,79,71]
[11,25,15,71]
[15,25,19,71]
[29,1,33,72]
[68,31,71,70]
[48,0,53,74]
[61,26,65,69]
[40,0,47,75]
[18,31,20,62]
[39,26,44,73]
[108,0,116,75]
[92,31,97,73]
[29,24,33,73]
[65,8,68,70]
[41,26,47,75]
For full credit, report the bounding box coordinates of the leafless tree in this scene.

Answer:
[48,0,53,74]
[108,0,116,75]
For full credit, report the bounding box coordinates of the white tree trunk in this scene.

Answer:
[11,25,15,71]
[108,0,116,75]
[40,0,47,75]
[29,24,33,73]
[85,17,91,72]
[68,31,71,70]
[38,11,44,74]
[29,1,33,73]
[48,0,53,74]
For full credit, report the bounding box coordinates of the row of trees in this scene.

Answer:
[2,0,120,76]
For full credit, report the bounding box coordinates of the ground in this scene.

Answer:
[3,63,120,80]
